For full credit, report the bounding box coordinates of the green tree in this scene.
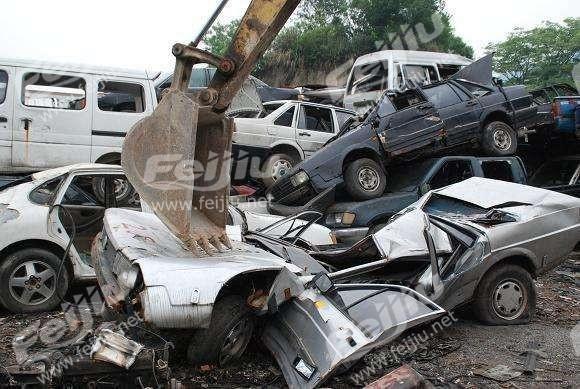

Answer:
[203,0,473,85]
[487,18,579,88]
[203,19,239,57]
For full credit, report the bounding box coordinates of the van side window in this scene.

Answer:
[481,160,514,182]
[98,81,145,113]
[403,65,437,87]
[274,106,295,127]
[0,70,7,104]
[22,72,86,110]
[348,61,388,94]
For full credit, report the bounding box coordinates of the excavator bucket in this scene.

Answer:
[121,0,300,255]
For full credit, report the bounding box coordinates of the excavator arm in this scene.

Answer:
[122,0,300,255]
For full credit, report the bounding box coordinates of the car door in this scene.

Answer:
[12,68,92,169]
[422,83,482,147]
[379,89,444,157]
[296,104,336,156]
[0,66,13,169]
[92,77,153,161]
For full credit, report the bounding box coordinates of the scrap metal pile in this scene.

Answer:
[0,0,579,388]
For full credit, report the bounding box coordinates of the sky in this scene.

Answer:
[0,0,577,74]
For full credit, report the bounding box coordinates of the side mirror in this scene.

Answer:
[312,272,334,294]
[493,77,504,87]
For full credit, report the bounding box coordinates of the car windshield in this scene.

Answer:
[0,175,33,192]
[385,160,436,193]
[529,160,579,186]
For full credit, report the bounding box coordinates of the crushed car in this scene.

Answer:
[93,178,580,386]
[324,156,527,242]
[267,54,539,208]
[0,164,332,313]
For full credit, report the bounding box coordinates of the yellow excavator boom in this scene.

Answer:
[121,0,301,255]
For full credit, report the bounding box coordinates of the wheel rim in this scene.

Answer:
[9,260,57,306]
[218,318,253,365]
[270,160,293,182]
[492,279,526,320]
[98,178,132,201]
[493,128,512,151]
[357,167,380,192]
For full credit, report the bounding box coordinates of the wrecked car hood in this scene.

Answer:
[372,209,453,259]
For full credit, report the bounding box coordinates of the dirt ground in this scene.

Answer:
[0,259,578,388]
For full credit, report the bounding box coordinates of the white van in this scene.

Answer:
[343,50,472,114]
[0,58,159,173]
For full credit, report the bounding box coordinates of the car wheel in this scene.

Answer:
[262,153,296,188]
[92,177,137,206]
[0,248,69,313]
[482,121,518,156]
[344,158,386,201]
[187,295,255,366]
[473,264,536,325]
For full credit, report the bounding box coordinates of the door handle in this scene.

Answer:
[466,100,478,107]
[0,117,7,123]
[21,118,33,131]
[298,132,311,137]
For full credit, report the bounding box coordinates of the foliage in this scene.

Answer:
[203,0,474,85]
[486,18,579,88]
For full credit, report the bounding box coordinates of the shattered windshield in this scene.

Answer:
[348,61,388,94]
[424,195,487,218]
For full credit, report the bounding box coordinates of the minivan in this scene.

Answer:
[0,58,159,173]
[343,50,472,114]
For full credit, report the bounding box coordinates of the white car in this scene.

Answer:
[0,164,332,313]
[233,101,356,187]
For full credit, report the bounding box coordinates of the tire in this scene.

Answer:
[262,153,296,188]
[481,121,518,156]
[187,295,254,366]
[0,248,69,313]
[472,264,536,325]
[344,158,387,201]
[92,176,137,207]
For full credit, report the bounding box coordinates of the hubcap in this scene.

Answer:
[9,261,56,306]
[493,129,512,151]
[492,279,526,320]
[270,159,293,182]
[218,318,253,365]
[357,167,380,192]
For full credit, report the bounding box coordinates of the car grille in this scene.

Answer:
[270,176,295,201]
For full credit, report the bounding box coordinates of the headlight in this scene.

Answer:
[117,266,140,290]
[326,212,356,226]
[290,171,310,187]
[294,357,316,380]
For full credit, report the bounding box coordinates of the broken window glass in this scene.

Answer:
[457,81,491,98]
[554,84,577,96]
[336,110,355,128]
[98,81,145,113]
[422,84,462,109]
[298,106,334,133]
[481,161,514,182]
[22,72,86,110]
[348,61,388,94]
[0,70,7,104]
[437,64,462,79]
[62,176,104,207]
[274,106,295,127]
[389,89,426,111]
[430,161,474,190]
